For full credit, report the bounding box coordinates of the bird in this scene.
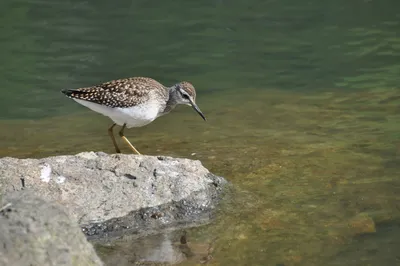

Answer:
[61,77,206,155]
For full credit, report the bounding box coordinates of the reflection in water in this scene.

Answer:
[1,0,400,265]
[138,234,184,264]
[96,230,214,265]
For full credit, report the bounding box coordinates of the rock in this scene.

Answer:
[348,213,376,236]
[0,152,227,239]
[0,190,103,266]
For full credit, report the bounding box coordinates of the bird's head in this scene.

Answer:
[173,81,206,121]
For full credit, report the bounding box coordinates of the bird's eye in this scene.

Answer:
[182,93,189,99]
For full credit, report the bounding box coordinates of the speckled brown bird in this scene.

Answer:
[61,77,206,154]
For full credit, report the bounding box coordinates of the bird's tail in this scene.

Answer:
[61,89,88,99]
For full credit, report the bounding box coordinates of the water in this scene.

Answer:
[1,0,400,265]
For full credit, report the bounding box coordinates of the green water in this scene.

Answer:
[1,0,400,265]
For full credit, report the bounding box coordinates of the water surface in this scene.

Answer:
[1,0,400,265]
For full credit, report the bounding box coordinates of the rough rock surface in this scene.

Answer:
[0,152,227,238]
[0,190,103,266]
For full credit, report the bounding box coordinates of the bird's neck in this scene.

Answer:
[162,86,179,114]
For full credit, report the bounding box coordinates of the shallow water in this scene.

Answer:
[1,0,400,265]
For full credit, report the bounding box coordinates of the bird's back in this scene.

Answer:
[62,77,168,108]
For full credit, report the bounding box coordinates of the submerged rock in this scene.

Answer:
[348,213,376,236]
[0,191,103,266]
[0,152,227,239]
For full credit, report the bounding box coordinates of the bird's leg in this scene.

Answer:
[119,123,141,155]
[108,123,121,153]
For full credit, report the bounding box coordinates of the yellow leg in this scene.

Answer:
[119,123,141,155]
[108,123,121,153]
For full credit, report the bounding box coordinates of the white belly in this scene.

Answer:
[74,99,161,128]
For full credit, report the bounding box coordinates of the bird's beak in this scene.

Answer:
[189,98,206,121]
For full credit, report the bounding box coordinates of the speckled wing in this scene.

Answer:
[61,77,168,108]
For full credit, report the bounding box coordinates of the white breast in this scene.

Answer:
[74,99,162,128]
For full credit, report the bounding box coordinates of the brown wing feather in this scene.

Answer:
[62,77,167,108]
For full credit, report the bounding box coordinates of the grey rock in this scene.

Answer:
[0,152,227,239]
[0,190,103,266]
